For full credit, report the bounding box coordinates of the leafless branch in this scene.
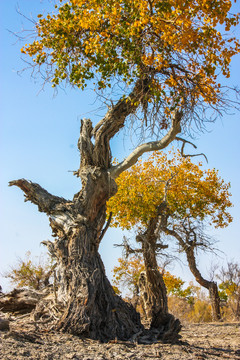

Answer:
[99,212,112,242]
[110,110,182,178]
[175,137,208,163]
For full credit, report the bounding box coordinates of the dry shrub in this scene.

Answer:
[4,252,54,291]
[220,303,239,322]
[168,296,213,323]
[168,296,192,323]
[188,299,212,323]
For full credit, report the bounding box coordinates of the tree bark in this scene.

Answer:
[55,226,142,340]
[137,217,181,341]
[9,81,182,340]
[9,172,142,341]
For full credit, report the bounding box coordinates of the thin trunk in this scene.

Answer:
[163,227,221,321]
[185,246,221,321]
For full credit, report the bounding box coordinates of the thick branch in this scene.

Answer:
[93,77,152,168]
[110,110,182,178]
[9,179,69,215]
[77,118,94,169]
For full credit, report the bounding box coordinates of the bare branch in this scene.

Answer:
[98,212,112,242]
[162,225,213,288]
[93,77,153,168]
[175,137,208,163]
[9,179,69,215]
[110,110,182,178]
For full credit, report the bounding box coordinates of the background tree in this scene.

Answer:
[10,0,239,341]
[218,261,240,320]
[112,256,145,298]
[113,256,195,300]
[163,218,222,320]
[112,256,199,320]
[107,150,232,321]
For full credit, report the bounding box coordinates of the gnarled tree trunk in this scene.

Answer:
[9,170,142,341]
[9,80,182,341]
[56,227,142,340]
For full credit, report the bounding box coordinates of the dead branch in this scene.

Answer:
[9,179,69,215]
[175,137,208,163]
[110,110,182,178]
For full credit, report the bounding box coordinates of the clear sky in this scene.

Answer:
[0,0,240,292]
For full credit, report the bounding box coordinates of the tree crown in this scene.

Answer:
[107,150,232,229]
[21,0,239,127]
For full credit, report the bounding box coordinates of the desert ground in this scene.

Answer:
[0,316,240,360]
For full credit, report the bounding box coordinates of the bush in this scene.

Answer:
[4,252,54,291]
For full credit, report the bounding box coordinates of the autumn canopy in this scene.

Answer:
[22,0,239,128]
[107,150,233,230]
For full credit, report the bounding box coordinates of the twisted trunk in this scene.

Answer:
[56,225,141,340]
[9,172,142,341]
[9,80,182,340]
[163,227,221,321]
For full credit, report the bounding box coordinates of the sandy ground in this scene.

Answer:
[0,318,240,359]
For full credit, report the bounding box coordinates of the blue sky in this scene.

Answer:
[1,0,240,292]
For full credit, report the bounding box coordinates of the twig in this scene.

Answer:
[175,137,208,163]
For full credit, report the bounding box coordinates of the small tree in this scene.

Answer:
[5,252,54,291]
[107,150,232,322]
[112,256,145,297]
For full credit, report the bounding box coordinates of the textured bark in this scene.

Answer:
[137,217,181,341]
[9,81,182,340]
[0,289,42,314]
[9,173,142,341]
[163,227,221,321]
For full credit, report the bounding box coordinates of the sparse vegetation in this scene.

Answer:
[4,252,54,291]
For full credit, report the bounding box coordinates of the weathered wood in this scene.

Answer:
[0,289,42,314]
[136,215,181,342]
[9,86,182,340]
[0,317,10,331]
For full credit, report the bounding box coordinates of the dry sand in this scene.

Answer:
[1,317,240,359]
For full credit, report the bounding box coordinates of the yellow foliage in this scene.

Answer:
[21,0,239,116]
[168,296,213,323]
[107,150,232,230]
[187,300,213,323]
[112,256,195,299]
